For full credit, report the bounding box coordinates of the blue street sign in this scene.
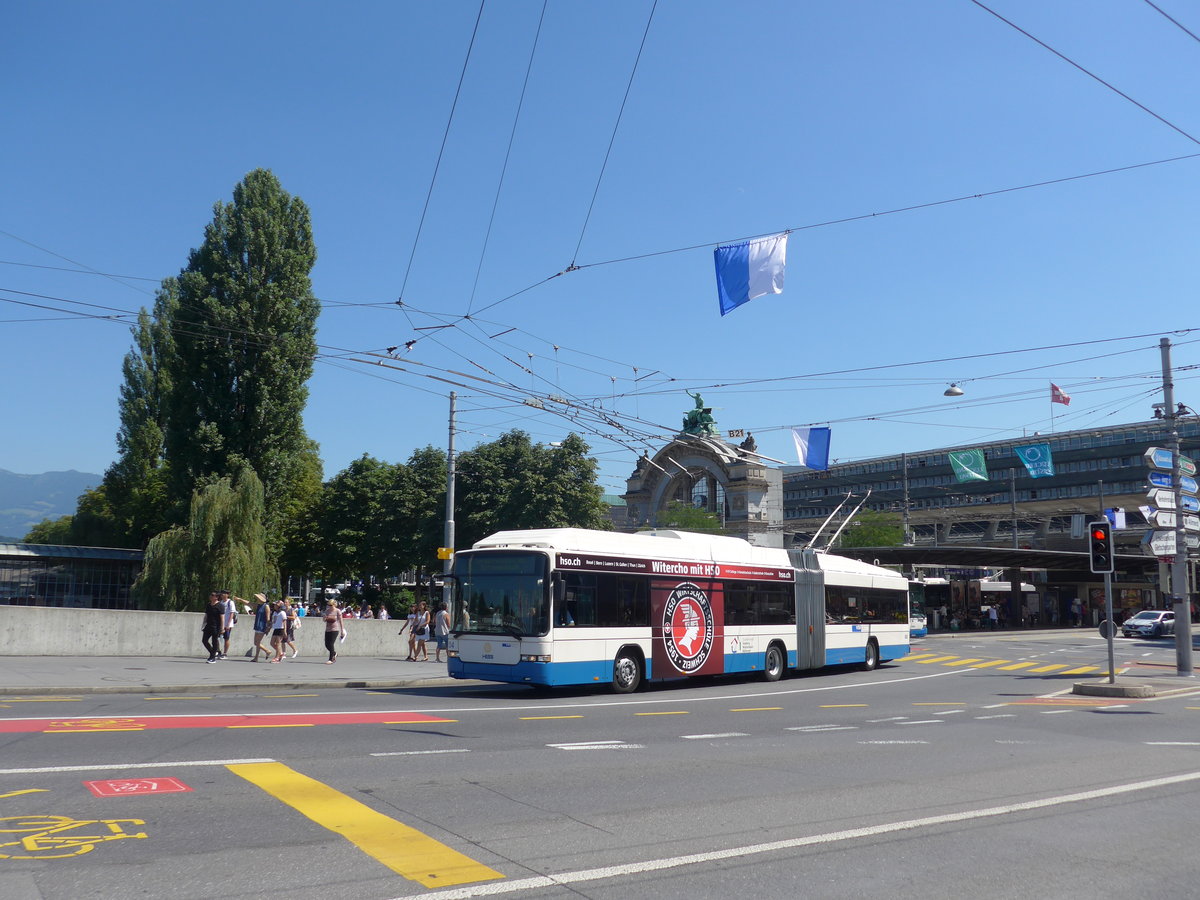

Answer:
[1145,447,1174,470]
[1182,475,1199,496]
[1182,495,1200,513]
[1149,471,1173,489]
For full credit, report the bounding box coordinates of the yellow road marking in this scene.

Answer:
[385,720,458,725]
[635,711,689,716]
[914,655,958,664]
[943,658,984,667]
[1061,666,1099,675]
[1028,664,1069,673]
[228,762,503,888]
[0,698,82,703]
[819,704,868,708]
[519,715,584,720]
[966,660,1009,669]
[900,653,940,661]
[46,728,146,733]
[227,724,314,729]
[912,702,966,706]
[0,789,49,799]
[145,696,212,701]
[998,661,1037,671]
[730,707,782,712]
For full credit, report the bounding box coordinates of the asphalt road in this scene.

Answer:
[2,632,1199,899]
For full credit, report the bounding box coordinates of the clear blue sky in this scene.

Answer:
[4,0,1200,498]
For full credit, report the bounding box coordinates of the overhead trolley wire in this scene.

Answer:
[1142,0,1200,46]
[969,0,1200,147]
[397,0,486,305]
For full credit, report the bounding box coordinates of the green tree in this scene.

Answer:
[833,509,905,549]
[650,501,723,534]
[24,516,73,544]
[133,464,275,611]
[161,169,320,555]
[314,454,397,579]
[456,430,609,549]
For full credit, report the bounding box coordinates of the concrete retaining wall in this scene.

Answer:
[0,606,411,658]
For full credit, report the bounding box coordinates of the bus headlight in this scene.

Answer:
[447,649,459,658]
[520,654,551,663]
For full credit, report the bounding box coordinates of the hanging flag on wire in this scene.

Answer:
[1014,442,1054,478]
[1050,383,1071,405]
[948,448,989,483]
[714,232,788,315]
[791,426,831,471]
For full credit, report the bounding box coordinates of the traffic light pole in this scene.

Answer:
[1159,338,1194,677]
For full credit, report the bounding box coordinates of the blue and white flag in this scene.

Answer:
[791,426,831,471]
[714,232,788,315]
[1014,442,1054,478]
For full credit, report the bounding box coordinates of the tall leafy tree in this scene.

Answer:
[133,464,275,611]
[162,169,320,555]
[456,430,609,549]
[834,509,905,549]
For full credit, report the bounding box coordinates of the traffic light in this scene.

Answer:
[1088,520,1114,574]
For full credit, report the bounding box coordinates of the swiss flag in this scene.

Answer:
[1050,383,1071,406]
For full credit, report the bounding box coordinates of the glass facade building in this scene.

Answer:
[0,543,143,609]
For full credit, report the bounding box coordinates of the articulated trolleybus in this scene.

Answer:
[446,528,910,692]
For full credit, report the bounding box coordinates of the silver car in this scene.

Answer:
[1121,609,1175,638]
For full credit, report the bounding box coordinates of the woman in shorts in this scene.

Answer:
[269,601,287,663]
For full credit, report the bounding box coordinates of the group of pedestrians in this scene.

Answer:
[202,591,447,664]
[398,599,450,662]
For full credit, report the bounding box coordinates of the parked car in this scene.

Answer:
[1121,609,1175,638]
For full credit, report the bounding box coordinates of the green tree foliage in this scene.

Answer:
[455,430,609,549]
[649,501,723,534]
[133,464,275,611]
[24,516,73,544]
[163,169,319,554]
[833,509,905,549]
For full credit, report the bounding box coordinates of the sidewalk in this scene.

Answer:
[0,652,461,696]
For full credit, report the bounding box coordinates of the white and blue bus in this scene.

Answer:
[446,528,910,692]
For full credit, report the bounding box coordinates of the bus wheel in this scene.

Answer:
[763,644,785,682]
[612,650,642,694]
[862,640,879,672]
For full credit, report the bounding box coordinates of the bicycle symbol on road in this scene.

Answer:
[0,815,148,859]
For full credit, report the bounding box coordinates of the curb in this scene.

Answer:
[1072,678,1200,699]
[0,676,464,697]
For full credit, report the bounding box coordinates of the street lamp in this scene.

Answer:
[944,383,964,397]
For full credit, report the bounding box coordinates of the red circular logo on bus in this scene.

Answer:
[663,582,714,673]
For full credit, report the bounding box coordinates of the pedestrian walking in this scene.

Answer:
[219,589,237,658]
[202,592,224,663]
[323,599,344,664]
[284,598,299,659]
[269,601,287,662]
[433,602,451,663]
[413,600,431,661]
[400,605,417,660]
[250,593,272,661]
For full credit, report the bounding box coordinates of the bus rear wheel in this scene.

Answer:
[862,639,879,671]
[763,644,785,682]
[612,650,642,694]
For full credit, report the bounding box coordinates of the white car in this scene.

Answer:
[1121,610,1174,639]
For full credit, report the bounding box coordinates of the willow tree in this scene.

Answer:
[134,464,275,611]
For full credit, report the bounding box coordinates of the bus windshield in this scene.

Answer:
[452,551,549,637]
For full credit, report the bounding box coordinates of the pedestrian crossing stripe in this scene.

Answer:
[1060,666,1099,675]
[900,653,941,661]
[914,656,959,664]
[902,655,1115,676]
[942,658,984,667]
[998,661,1038,671]
[1027,664,1069,673]
[965,660,1009,669]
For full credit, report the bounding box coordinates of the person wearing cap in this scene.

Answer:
[201,591,224,663]
[250,593,272,661]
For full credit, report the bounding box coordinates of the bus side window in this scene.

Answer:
[616,576,648,626]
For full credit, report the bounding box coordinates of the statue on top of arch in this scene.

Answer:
[681,390,718,437]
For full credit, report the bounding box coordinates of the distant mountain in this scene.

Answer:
[0,469,102,541]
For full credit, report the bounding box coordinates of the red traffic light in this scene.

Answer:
[1091,528,1108,540]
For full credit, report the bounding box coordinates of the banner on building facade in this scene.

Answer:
[948,448,989,483]
[1014,442,1054,478]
